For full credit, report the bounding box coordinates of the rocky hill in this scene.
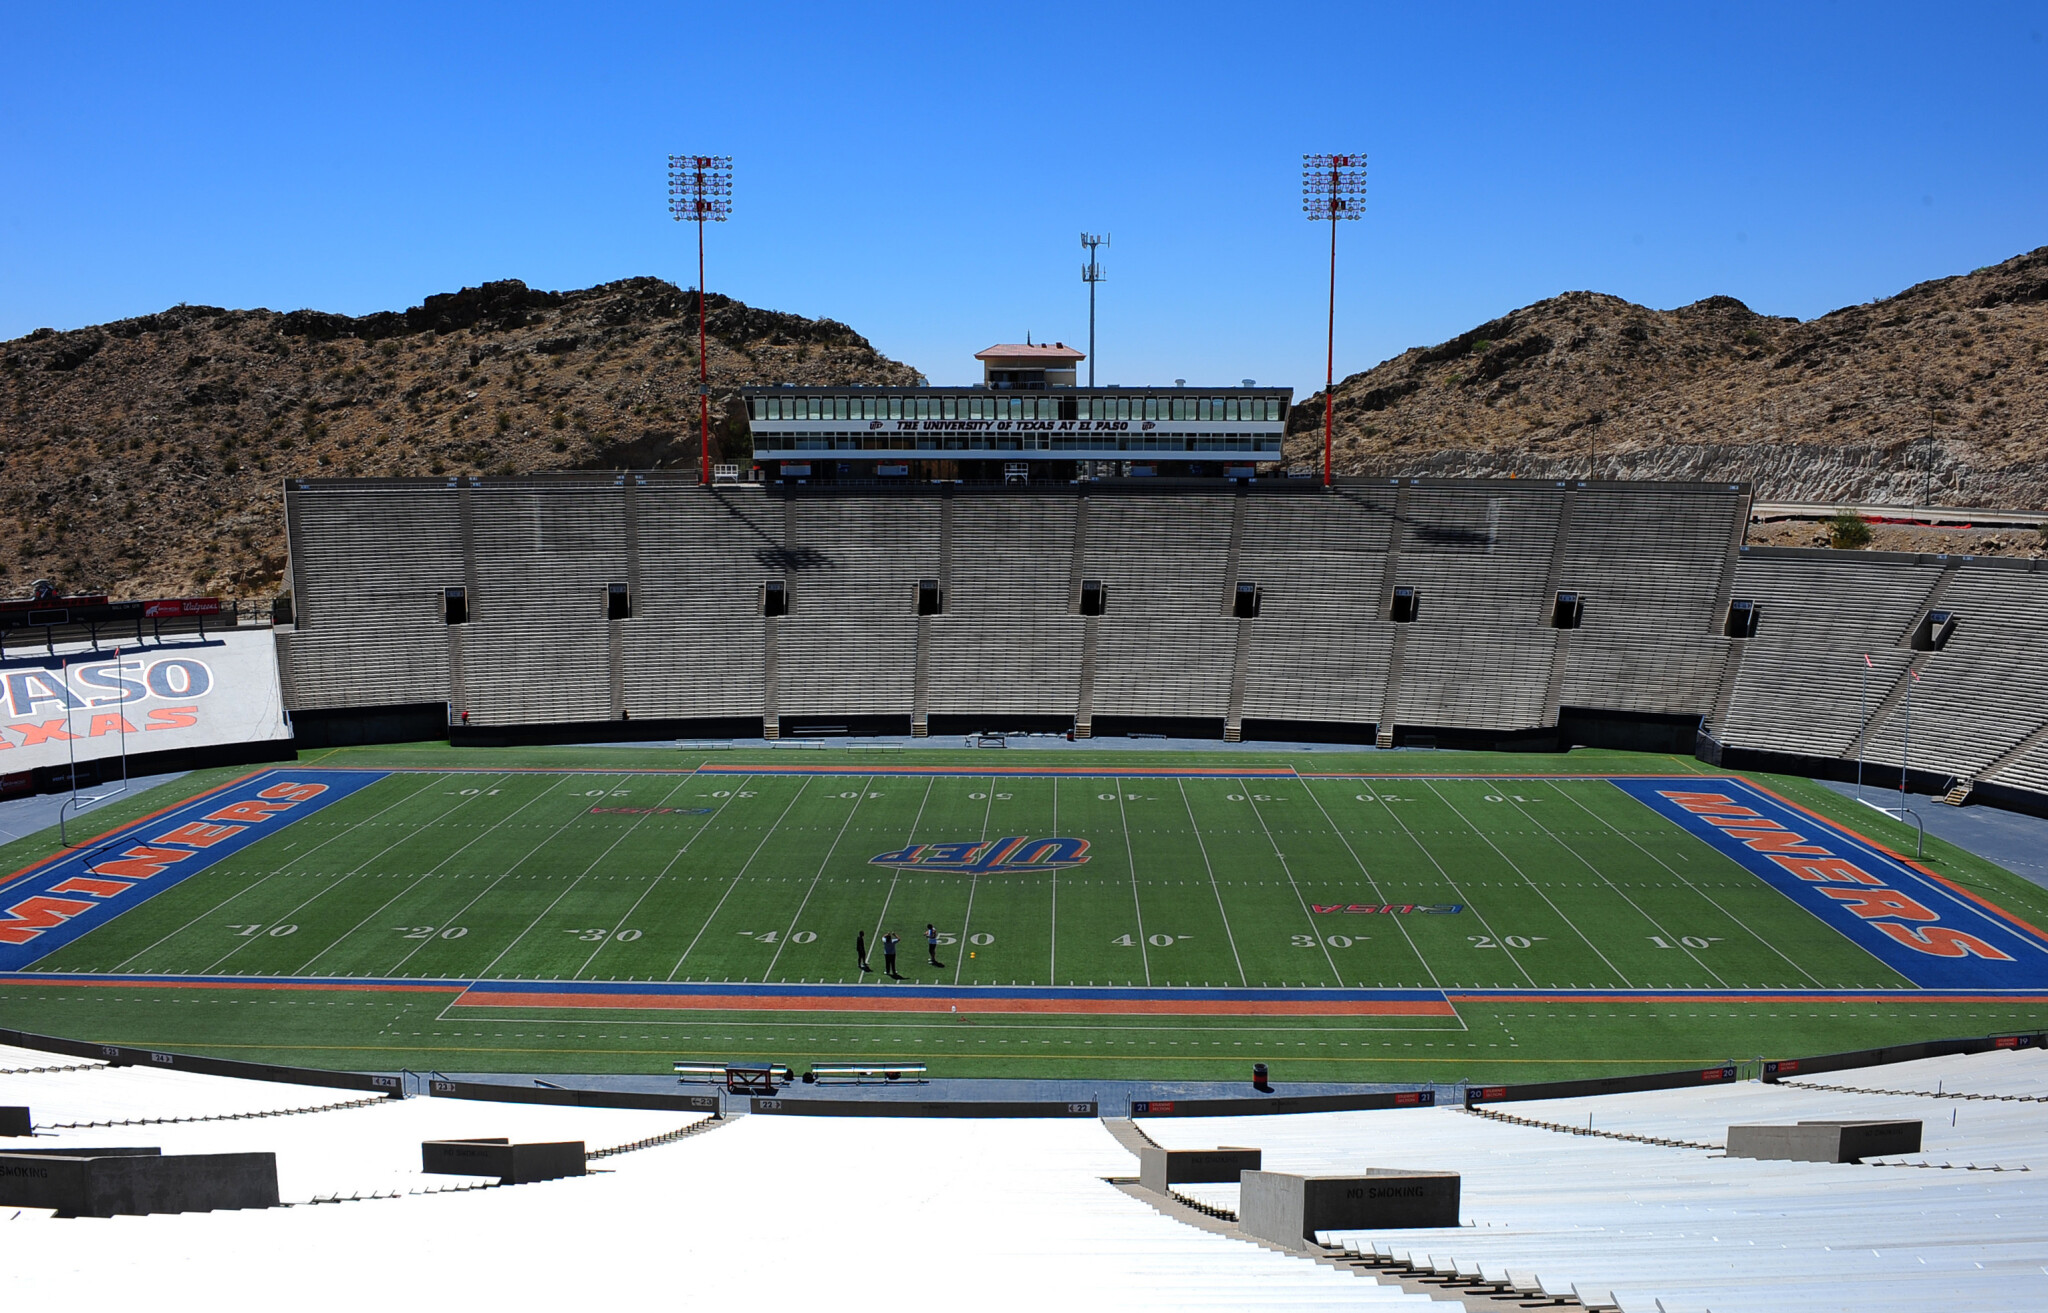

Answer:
[1286,246,2048,508]
[0,278,919,600]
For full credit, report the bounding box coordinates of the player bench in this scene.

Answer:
[803,1063,928,1085]
[675,1061,794,1094]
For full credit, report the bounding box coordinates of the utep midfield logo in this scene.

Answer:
[870,836,1091,875]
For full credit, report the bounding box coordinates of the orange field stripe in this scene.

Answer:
[455,989,1456,1017]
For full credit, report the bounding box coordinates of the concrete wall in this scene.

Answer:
[1138,1147,1261,1194]
[421,1139,587,1184]
[0,1148,279,1216]
[1239,1169,1461,1248]
[1726,1120,1923,1164]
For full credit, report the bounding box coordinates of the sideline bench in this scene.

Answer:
[676,1061,793,1094]
[804,1063,928,1085]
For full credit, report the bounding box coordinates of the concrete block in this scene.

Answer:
[0,1107,30,1137]
[0,1148,278,1216]
[1139,1146,1262,1194]
[1726,1119,1922,1164]
[422,1138,586,1184]
[1240,1169,1461,1248]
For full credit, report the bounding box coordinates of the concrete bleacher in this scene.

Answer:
[278,474,2048,808]
[1138,1048,2048,1311]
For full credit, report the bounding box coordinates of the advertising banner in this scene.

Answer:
[0,630,290,773]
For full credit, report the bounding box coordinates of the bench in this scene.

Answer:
[675,1062,795,1094]
[804,1063,928,1085]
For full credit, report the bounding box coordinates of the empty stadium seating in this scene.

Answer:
[277,474,2048,807]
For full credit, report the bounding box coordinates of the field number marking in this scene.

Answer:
[396,925,468,940]
[1469,934,1547,949]
[581,789,631,798]
[1354,794,1408,802]
[450,788,502,796]
[1648,935,1723,949]
[226,924,298,937]
[1292,933,1367,948]
[966,792,1014,800]
[567,928,643,942]
[1226,794,1286,802]
[1112,933,1189,948]
[707,790,757,799]
[1481,795,1541,803]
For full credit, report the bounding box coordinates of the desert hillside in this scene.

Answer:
[0,278,918,600]
[1285,246,2048,508]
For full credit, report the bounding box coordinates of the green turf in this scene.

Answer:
[2,742,2044,1081]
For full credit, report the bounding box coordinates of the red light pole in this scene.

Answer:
[668,154,733,485]
[1303,154,1366,488]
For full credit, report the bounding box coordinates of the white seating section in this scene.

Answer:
[1139,1048,2048,1312]
[2,1052,1437,1310]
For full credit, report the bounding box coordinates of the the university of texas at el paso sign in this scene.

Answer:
[869,836,1090,875]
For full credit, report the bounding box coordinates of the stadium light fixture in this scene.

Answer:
[1303,154,1366,488]
[1081,233,1108,387]
[668,154,733,485]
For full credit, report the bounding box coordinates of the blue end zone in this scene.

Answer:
[0,768,388,972]
[1614,777,2048,989]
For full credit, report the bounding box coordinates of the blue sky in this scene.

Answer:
[4,2,2044,392]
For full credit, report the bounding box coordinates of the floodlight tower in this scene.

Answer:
[1081,233,1108,387]
[1303,154,1366,488]
[668,153,733,485]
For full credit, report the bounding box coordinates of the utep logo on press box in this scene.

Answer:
[869,836,1091,875]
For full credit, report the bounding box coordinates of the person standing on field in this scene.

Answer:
[926,922,943,968]
[856,929,870,973]
[881,932,900,979]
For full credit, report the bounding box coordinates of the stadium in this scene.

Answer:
[5,395,2047,1309]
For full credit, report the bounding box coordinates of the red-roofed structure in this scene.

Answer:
[974,343,1084,389]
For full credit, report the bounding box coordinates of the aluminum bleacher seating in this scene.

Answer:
[1137,1049,2048,1311]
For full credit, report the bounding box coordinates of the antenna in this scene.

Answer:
[1080,233,1108,387]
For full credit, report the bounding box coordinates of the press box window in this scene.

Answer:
[916,578,943,616]
[763,579,788,617]
[1232,581,1262,619]
[607,583,632,621]
[443,587,468,625]
[1389,586,1419,624]
[1550,590,1584,629]
[1912,610,1958,652]
[1079,579,1106,616]
[1725,599,1760,638]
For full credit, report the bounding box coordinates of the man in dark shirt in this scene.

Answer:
[856,929,870,973]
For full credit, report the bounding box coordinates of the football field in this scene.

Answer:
[4,751,2046,1079]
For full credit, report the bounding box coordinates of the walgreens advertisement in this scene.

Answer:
[0,629,290,771]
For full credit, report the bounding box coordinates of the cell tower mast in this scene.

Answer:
[1080,233,1108,387]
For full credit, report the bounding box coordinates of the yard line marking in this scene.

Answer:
[295,772,580,976]
[1422,779,1629,984]
[1501,786,1729,987]
[1179,780,1247,987]
[952,777,998,986]
[476,774,698,980]
[1293,781,1441,989]
[668,777,817,982]
[871,778,937,952]
[1114,778,1152,986]
[109,771,458,973]
[392,872,514,976]
[1049,779,1060,983]
[575,873,663,980]
[1564,781,1824,985]
[1239,781,1344,987]
[765,777,876,980]
[1355,781,1531,986]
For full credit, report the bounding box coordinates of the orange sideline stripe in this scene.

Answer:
[453,990,1457,1017]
